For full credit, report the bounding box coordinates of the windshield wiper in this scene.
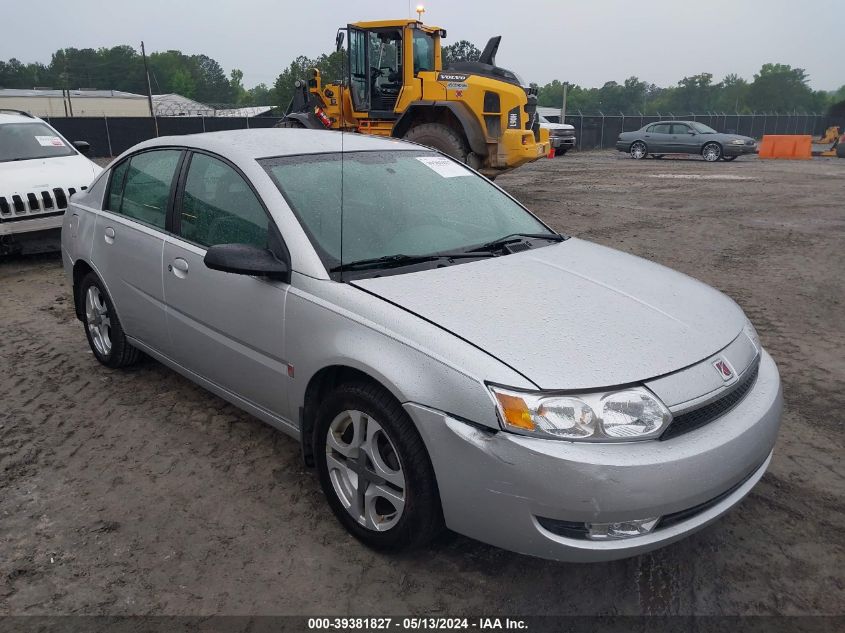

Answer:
[330,252,493,273]
[467,232,565,253]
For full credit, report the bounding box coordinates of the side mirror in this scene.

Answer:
[73,140,91,155]
[204,243,290,282]
[335,30,345,52]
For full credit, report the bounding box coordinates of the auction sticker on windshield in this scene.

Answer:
[35,136,66,147]
[416,156,471,178]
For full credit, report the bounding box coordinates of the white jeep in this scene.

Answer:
[0,110,101,254]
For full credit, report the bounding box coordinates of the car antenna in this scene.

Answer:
[339,27,346,282]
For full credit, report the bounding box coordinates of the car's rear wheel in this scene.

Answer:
[722,155,738,162]
[314,381,443,551]
[630,141,647,159]
[79,272,140,368]
[702,142,722,162]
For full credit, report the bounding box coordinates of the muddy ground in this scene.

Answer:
[1,152,843,617]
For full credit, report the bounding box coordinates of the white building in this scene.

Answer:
[0,89,150,117]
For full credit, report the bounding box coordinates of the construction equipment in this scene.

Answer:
[278,18,550,177]
[816,125,841,144]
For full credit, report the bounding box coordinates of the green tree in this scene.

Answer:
[230,68,246,104]
[441,40,481,67]
[747,63,815,111]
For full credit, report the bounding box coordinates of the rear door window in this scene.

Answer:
[109,150,182,230]
[177,152,269,249]
[651,124,672,134]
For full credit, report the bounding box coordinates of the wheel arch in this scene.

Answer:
[393,101,488,157]
[72,259,95,321]
[702,140,723,154]
[299,363,409,468]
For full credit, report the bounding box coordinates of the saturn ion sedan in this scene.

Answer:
[61,129,782,562]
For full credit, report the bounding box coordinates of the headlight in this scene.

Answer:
[489,385,672,442]
[729,139,746,145]
[743,319,761,351]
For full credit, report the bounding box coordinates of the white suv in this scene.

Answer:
[1,110,101,254]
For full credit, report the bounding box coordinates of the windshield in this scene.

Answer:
[539,115,550,124]
[0,122,76,162]
[261,150,554,274]
[691,122,718,134]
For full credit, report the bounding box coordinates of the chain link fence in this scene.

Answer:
[551,112,837,151]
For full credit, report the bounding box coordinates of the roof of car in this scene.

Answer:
[0,111,44,125]
[132,128,422,161]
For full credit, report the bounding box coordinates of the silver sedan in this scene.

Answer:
[61,129,782,562]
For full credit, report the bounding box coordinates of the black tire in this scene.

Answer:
[79,272,140,368]
[630,141,648,159]
[652,154,665,159]
[555,148,568,157]
[314,381,443,552]
[702,142,722,162]
[721,155,738,162]
[274,119,305,129]
[402,123,468,162]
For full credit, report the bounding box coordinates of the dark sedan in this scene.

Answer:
[616,121,758,162]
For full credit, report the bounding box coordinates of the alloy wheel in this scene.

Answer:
[85,285,112,357]
[630,142,647,159]
[325,410,406,532]
[702,143,721,162]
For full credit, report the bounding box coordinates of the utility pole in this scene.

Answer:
[560,82,568,123]
[141,41,159,136]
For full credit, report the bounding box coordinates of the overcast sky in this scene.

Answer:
[2,0,842,91]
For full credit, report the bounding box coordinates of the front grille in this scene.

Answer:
[0,185,84,222]
[660,359,760,441]
[552,129,575,138]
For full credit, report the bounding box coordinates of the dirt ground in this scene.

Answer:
[1,151,843,617]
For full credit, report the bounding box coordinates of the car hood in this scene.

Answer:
[541,122,574,131]
[352,238,746,389]
[0,155,101,197]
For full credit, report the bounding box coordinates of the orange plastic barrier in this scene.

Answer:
[758,135,812,160]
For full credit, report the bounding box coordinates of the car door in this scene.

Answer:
[162,150,291,420]
[92,148,183,353]
[643,123,672,153]
[671,123,699,153]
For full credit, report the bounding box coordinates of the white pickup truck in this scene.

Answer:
[539,114,576,156]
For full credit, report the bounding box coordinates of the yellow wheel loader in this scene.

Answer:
[278,19,550,177]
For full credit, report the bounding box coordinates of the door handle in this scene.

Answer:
[169,257,189,279]
[104,226,115,244]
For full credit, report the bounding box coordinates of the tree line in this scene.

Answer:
[2,43,843,115]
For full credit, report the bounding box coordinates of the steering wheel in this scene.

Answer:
[370,66,384,78]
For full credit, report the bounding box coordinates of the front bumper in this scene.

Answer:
[724,143,758,156]
[0,211,65,236]
[551,135,576,150]
[407,349,782,562]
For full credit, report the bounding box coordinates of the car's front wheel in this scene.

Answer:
[79,272,140,368]
[314,381,443,551]
[630,141,648,159]
[702,142,722,162]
